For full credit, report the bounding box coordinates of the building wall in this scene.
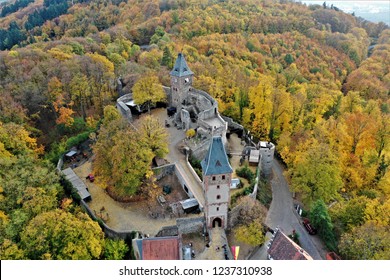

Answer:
[259,142,275,177]
[116,101,133,122]
[170,74,193,108]
[204,173,232,229]
[176,217,205,235]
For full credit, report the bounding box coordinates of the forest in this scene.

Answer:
[0,0,389,260]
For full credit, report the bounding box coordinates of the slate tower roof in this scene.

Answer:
[201,136,233,176]
[170,53,194,77]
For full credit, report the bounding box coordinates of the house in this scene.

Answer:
[267,228,313,260]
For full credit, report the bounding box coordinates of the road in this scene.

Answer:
[250,160,325,260]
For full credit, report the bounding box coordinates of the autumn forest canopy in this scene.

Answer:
[0,0,389,260]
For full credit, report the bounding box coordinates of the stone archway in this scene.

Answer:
[212,217,222,228]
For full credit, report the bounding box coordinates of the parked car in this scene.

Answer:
[326,252,341,260]
[302,218,317,235]
[86,174,95,182]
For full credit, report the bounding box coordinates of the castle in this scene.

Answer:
[167,53,228,148]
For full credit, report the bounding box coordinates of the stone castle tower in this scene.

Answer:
[169,53,194,109]
[201,136,233,229]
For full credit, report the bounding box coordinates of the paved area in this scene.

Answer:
[250,160,327,260]
[150,108,205,207]
[196,227,232,260]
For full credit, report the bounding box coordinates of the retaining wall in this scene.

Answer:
[177,217,205,235]
[80,200,134,239]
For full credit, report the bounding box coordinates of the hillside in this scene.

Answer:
[0,0,389,260]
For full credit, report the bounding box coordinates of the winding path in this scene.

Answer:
[250,160,326,260]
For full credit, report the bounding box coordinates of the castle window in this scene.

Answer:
[222,175,225,180]
[212,176,216,181]
[216,195,221,200]
[217,185,220,189]
[217,207,219,211]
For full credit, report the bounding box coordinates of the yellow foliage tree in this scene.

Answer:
[234,220,265,246]
[132,74,166,114]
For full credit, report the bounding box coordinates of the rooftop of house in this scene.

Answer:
[201,136,233,176]
[135,236,181,260]
[170,53,194,77]
[267,228,313,260]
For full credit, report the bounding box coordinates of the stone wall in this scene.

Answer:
[221,115,244,133]
[116,101,132,122]
[259,142,275,177]
[228,203,242,229]
[190,138,211,160]
[189,89,214,110]
[152,163,176,181]
[174,165,194,198]
[176,216,205,235]
[163,86,171,106]
[80,200,134,239]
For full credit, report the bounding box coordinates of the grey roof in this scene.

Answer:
[201,136,233,176]
[62,168,91,200]
[180,198,199,209]
[249,149,260,163]
[170,53,194,77]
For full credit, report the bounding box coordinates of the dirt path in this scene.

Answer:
[74,161,179,236]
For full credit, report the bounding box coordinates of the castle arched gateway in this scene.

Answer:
[201,136,233,230]
[212,217,222,228]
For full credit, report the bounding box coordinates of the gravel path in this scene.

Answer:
[74,161,180,236]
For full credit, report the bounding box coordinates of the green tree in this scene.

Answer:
[102,105,121,127]
[132,74,166,114]
[20,210,104,260]
[330,197,369,236]
[291,144,342,205]
[161,45,174,68]
[0,239,26,260]
[70,73,90,120]
[310,199,337,251]
[103,239,129,260]
[284,53,294,65]
[338,222,390,260]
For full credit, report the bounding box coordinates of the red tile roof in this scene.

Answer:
[142,237,181,260]
[267,229,313,260]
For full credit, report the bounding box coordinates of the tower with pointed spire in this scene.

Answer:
[169,53,194,109]
[201,136,233,229]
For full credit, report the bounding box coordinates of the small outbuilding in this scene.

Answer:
[179,198,199,214]
[249,149,260,166]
